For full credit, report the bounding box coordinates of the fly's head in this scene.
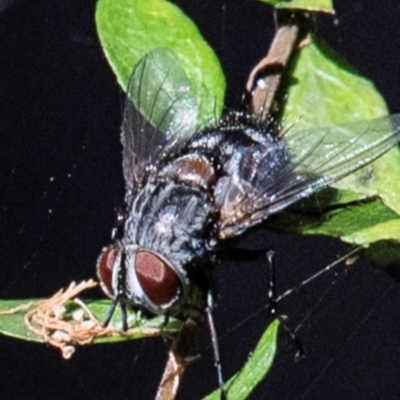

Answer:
[97,244,186,317]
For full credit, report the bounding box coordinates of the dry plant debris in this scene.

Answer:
[0,280,168,359]
[24,280,113,359]
[155,319,199,400]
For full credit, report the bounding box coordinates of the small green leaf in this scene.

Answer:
[257,0,334,13]
[272,35,400,264]
[0,300,45,343]
[96,0,225,126]
[366,240,400,271]
[256,0,283,6]
[203,320,280,400]
[0,299,180,344]
[271,198,398,237]
[284,36,388,133]
[270,190,400,264]
[342,219,400,247]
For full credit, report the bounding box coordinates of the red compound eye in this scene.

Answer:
[97,246,120,297]
[135,251,181,306]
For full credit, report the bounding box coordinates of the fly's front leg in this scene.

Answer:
[102,250,129,331]
[102,295,128,331]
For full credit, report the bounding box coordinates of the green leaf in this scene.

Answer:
[283,36,389,133]
[96,0,225,126]
[0,299,180,344]
[270,196,399,238]
[203,320,280,400]
[343,219,400,246]
[257,0,334,13]
[272,36,400,264]
[0,300,46,343]
[87,299,181,343]
[366,240,400,271]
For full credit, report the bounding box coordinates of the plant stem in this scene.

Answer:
[246,13,304,121]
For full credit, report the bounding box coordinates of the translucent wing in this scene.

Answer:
[121,47,198,191]
[216,115,400,238]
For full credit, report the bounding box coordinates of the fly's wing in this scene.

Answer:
[121,47,198,191]
[216,115,400,238]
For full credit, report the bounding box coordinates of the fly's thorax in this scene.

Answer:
[159,153,215,190]
[123,177,215,266]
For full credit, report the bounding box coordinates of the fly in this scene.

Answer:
[96,47,400,397]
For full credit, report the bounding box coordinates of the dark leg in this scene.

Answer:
[206,290,227,400]
[161,315,170,329]
[103,250,129,331]
[266,250,277,316]
[103,295,120,327]
[266,250,305,361]
[102,295,129,331]
[120,300,128,331]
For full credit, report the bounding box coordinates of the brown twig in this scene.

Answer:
[246,14,303,121]
[155,319,199,400]
[23,280,116,358]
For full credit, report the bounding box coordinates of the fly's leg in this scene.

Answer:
[206,289,227,400]
[103,251,129,331]
[266,250,277,316]
[266,250,305,361]
[120,300,128,331]
[102,294,128,331]
[102,295,120,327]
[204,256,227,399]
[160,315,170,329]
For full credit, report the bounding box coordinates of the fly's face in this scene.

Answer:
[97,244,185,315]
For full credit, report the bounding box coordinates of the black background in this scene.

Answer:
[1,1,400,399]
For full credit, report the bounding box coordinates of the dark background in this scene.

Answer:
[1,1,400,399]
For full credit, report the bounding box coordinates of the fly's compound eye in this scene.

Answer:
[97,245,121,298]
[135,251,182,307]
